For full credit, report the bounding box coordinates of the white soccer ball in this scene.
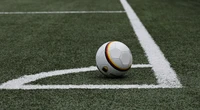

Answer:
[96,41,133,77]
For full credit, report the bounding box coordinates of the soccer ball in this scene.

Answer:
[96,41,132,77]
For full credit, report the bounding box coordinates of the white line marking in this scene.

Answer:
[131,64,152,68]
[0,11,125,14]
[0,64,152,89]
[120,0,182,87]
[0,84,181,90]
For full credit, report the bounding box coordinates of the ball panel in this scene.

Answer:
[110,48,121,58]
[111,58,124,69]
[115,41,130,52]
[120,52,132,65]
[96,42,108,58]
[97,64,111,76]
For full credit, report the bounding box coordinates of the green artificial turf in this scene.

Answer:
[0,0,123,11]
[0,14,148,84]
[0,89,199,110]
[0,0,200,109]
[30,68,156,85]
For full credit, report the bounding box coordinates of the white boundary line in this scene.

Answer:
[0,64,153,89]
[120,0,182,87]
[0,84,181,90]
[0,11,125,14]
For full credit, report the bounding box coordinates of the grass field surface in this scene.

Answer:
[0,0,123,11]
[0,0,200,109]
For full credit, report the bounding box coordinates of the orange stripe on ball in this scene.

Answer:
[105,41,130,71]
